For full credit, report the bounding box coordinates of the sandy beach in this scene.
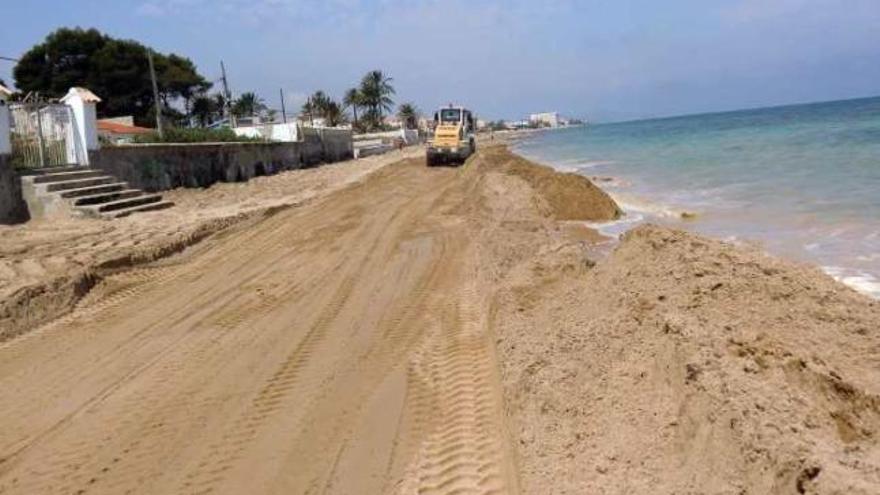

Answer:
[0,143,878,494]
[0,146,422,340]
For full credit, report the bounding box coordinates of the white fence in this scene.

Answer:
[234,123,418,146]
[1,87,99,168]
[8,103,85,168]
[233,122,301,142]
[353,128,420,145]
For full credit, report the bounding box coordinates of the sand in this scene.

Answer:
[1,142,878,494]
[0,146,422,340]
[0,143,616,494]
[494,225,880,494]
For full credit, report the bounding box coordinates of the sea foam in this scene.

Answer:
[822,266,880,299]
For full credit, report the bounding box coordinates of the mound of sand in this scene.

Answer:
[495,224,880,494]
[478,145,622,222]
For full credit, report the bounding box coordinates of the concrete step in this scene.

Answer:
[18,165,87,176]
[58,182,128,198]
[104,200,175,218]
[79,194,163,214]
[73,189,144,206]
[33,169,107,184]
[45,176,117,193]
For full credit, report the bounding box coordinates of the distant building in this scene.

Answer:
[97,117,152,144]
[529,112,560,128]
[295,115,328,127]
[383,114,403,129]
[234,115,266,127]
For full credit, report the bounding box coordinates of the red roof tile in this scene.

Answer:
[97,121,153,135]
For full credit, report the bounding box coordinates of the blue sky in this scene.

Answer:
[1,0,879,122]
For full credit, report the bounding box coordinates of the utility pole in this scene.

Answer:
[34,92,47,167]
[220,61,236,128]
[279,88,287,124]
[147,50,164,139]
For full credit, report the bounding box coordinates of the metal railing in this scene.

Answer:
[9,101,78,169]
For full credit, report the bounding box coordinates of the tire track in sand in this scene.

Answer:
[398,265,518,495]
[0,155,522,495]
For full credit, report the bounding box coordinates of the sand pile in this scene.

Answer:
[495,224,880,494]
[478,145,622,222]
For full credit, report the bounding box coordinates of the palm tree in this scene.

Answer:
[323,101,349,127]
[311,91,332,115]
[342,88,362,129]
[213,93,227,118]
[191,94,218,127]
[301,90,332,123]
[359,70,395,130]
[397,103,419,130]
[301,90,348,127]
[233,92,265,118]
[300,97,314,122]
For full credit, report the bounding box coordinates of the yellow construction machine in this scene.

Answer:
[426,105,476,166]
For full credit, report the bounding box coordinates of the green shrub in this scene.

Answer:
[132,127,264,144]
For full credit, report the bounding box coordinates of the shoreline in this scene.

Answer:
[508,137,880,300]
[486,144,880,494]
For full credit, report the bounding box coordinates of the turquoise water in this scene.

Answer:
[514,97,880,298]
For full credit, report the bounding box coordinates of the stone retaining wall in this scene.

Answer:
[1,131,355,223]
[89,141,307,192]
[90,131,353,193]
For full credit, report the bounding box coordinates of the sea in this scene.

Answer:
[514,96,880,299]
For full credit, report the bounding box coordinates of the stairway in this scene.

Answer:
[20,166,174,219]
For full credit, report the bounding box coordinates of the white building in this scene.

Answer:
[529,112,560,128]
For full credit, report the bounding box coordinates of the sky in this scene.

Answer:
[1,0,879,122]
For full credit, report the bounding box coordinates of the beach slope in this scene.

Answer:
[496,221,880,494]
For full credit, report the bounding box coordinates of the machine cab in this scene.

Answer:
[433,107,475,133]
[427,105,477,166]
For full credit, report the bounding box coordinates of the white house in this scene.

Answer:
[529,112,560,128]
